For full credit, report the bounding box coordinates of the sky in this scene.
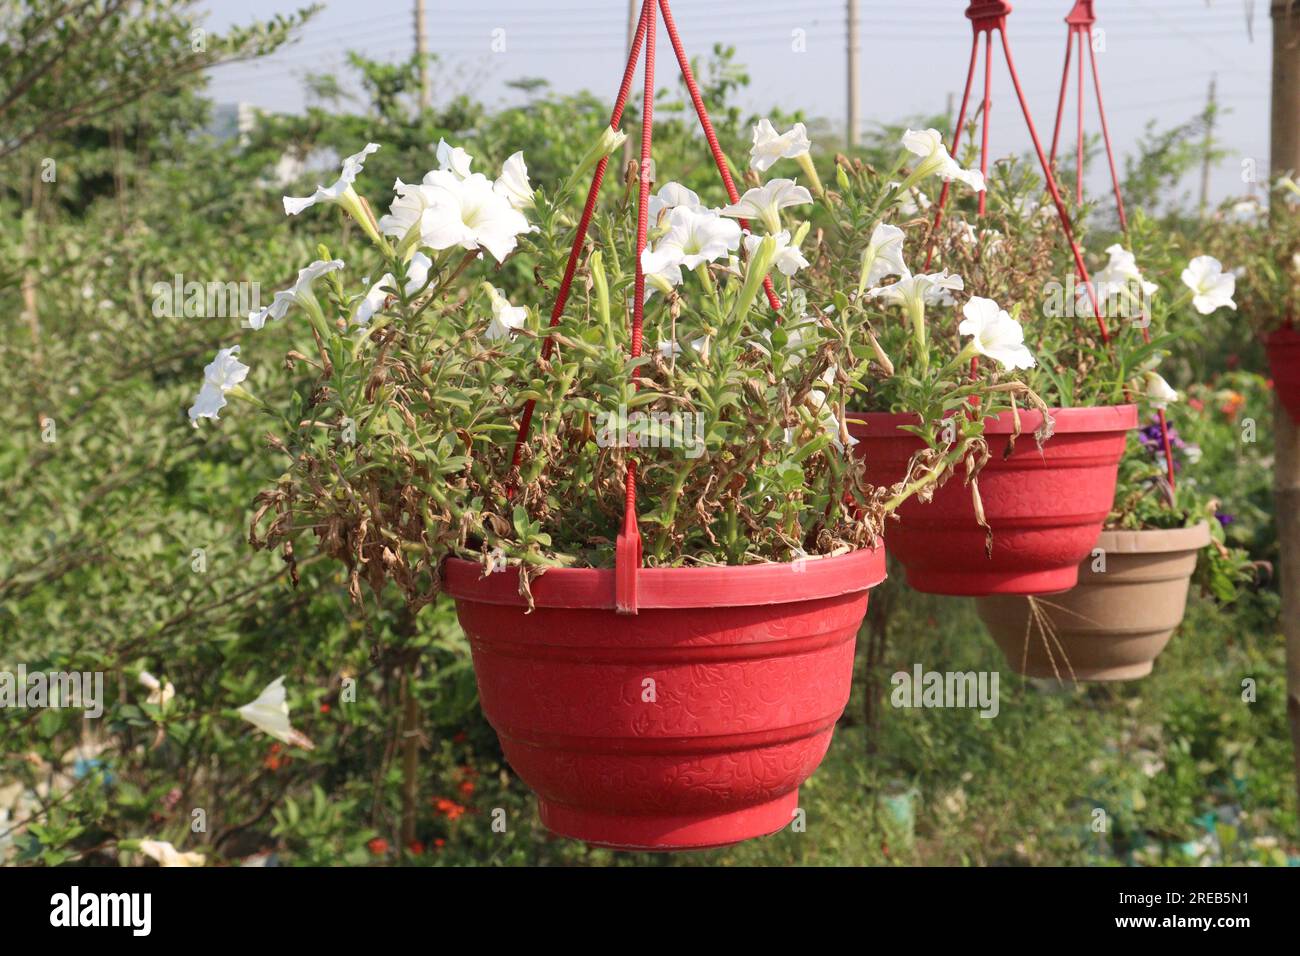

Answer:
[200,0,1278,207]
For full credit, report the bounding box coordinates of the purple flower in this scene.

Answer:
[1139,417,1185,471]
[1215,512,1236,528]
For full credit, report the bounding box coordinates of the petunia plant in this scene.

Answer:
[191,122,1040,609]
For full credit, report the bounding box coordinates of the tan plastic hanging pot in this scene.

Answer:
[975,522,1211,681]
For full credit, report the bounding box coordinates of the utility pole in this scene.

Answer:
[1199,73,1217,216]
[1271,0,1300,821]
[415,0,431,112]
[847,0,859,149]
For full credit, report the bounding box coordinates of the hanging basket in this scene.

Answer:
[1265,327,1300,425]
[975,522,1210,681]
[446,0,885,851]
[848,405,1136,595]
[444,547,885,850]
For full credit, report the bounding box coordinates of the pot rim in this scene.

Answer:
[1096,521,1212,554]
[846,404,1137,437]
[442,543,886,610]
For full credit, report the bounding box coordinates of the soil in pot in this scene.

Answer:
[1265,327,1300,425]
[442,545,886,851]
[849,405,1137,596]
[976,522,1211,681]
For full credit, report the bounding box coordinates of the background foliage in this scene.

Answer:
[0,1,1292,866]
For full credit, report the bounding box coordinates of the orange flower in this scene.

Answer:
[406,840,425,856]
[433,838,446,849]
[1220,391,1245,419]
[458,780,476,797]
[368,837,389,856]
[432,797,467,821]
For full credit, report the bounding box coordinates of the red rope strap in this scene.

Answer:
[509,0,775,613]
[1048,0,1173,487]
[659,0,782,312]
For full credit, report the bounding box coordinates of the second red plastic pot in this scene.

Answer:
[848,405,1136,596]
[1266,327,1300,425]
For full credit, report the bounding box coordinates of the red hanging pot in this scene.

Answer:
[442,545,885,851]
[848,405,1136,596]
[1265,327,1300,425]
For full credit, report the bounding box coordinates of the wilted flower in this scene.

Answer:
[237,676,315,750]
[248,259,345,330]
[1181,255,1237,314]
[188,346,250,426]
[282,143,381,216]
[900,128,985,192]
[745,229,809,277]
[139,839,205,868]
[958,297,1036,370]
[483,285,528,340]
[721,179,813,235]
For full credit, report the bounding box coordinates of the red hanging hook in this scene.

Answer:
[924,2,1108,345]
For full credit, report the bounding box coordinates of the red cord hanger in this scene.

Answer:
[508,0,779,614]
[1048,0,1176,486]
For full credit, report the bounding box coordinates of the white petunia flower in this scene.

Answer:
[1142,370,1179,410]
[721,179,813,234]
[494,151,534,209]
[806,388,857,450]
[888,181,932,215]
[138,671,175,707]
[436,138,474,179]
[379,178,438,248]
[657,206,742,270]
[247,259,345,330]
[139,840,205,868]
[858,222,909,293]
[745,229,809,277]
[649,182,703,223]
[750,118,812,172]
[237,676,315,750]
[1096,244,1158,296]
[958,296,1036,370]
[483,285,528,341]
[350,253,433,326]
[901,128,986,192]
[188,346,250,426]
[1181,255,1237,314]
[868,270,964,312]
[418,171,531,263]
[640,243,686,299]
[283,143,380,215]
